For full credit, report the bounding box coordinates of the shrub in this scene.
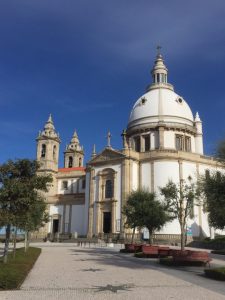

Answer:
[211,250,225,255]
[204,267,225,281]
[159,257,206,266]
[134,252,145,258]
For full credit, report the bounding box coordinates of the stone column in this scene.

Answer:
[196,163,203,237]
[178,160,184,182]
[150,161,154,192]
[139,162,142,189]
[95,175,102,235]
[140,135,145,152]
[87,168,95,238]
[158,126,164,149]
[113,172,117,199]
[111,200,117,233]
[96,202,101,234]
[120,159,130,235]
[68,204,72,234]
[62,204,66,233]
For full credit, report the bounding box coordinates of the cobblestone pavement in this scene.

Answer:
[1,243,225,300]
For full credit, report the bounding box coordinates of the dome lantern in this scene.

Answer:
[151,46,168,84]
[146,47,173,92]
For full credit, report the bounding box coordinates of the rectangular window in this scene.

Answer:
[185,136,191,152]
[157,73,160,83]
[134,136,140,152]
[62,181,68,190]
[82,179,86,189]
[175,135,183,150]
[144,135,150,151]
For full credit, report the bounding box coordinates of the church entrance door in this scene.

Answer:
[53,219,59,234]
[103,212,111,233]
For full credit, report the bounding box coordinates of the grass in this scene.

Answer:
[204,267,225,281]
[0,247,41,290]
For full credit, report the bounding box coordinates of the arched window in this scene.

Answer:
[41,144,46,158]
[53,145,57,160]
[68,156,73,168]
[79,157,82,167]
[105,179,113,198]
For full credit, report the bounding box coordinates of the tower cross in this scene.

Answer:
[107,131,112,148]
[157,45,162,56]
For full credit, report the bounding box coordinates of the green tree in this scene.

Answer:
[123,191,142,243]
[160,177,199,251]
[0,159,52,263]
[123,189,171,244]
[216,139,225,161]
[200,171,225,230]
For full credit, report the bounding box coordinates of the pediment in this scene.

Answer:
[89,147,126,164]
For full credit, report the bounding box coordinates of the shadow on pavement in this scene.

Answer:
[68,247,225,297]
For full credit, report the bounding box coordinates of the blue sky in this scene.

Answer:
[0,0,225,166]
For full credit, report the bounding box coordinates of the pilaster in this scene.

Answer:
[120,159,130,233]
[159,126,164,149]
[196,163,203,237]
[111,200,117,233]
[87,168,95,238]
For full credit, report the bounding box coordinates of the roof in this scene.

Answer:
[58,167,85,173]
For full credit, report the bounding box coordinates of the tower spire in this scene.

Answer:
[48,113,53,123]
[151,47,168,84]
[64,130,84,168]
[146,48,174,92]
[91,144,97,158]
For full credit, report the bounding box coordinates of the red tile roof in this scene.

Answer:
[58,167,85,172]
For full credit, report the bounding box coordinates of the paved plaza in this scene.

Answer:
[1,243,225,299]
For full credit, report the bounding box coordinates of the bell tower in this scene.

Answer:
[64,131,84,168]
[36,114,61,172]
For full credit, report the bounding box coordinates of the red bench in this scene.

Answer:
[124,243,143,253]
[158,247,171,257]
[171,250,212,266]
[141,245,159,257]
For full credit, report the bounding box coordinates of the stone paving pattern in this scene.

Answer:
[1,243,225,299]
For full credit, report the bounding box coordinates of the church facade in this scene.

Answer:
[36,52,225,240]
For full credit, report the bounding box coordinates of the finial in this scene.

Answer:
[91,144,97,158]
[156,45,162,57]
[107,131,112,148]
[73,130,78,137]
[195,112,201,122]
[48,113,53,123]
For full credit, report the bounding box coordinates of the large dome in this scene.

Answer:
[128,87,194,130]
[127,52,194,131]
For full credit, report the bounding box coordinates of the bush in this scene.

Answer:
[134,252,145,258]
[120,249,132,253]
[211,250,225,255]
[204,267,225,281]
[0,247,41,290]
[159,257,206,266]
[134,252,159,258]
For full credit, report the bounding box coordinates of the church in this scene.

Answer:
[35,51,225,241]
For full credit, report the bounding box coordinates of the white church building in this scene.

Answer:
[36,51,225,241]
